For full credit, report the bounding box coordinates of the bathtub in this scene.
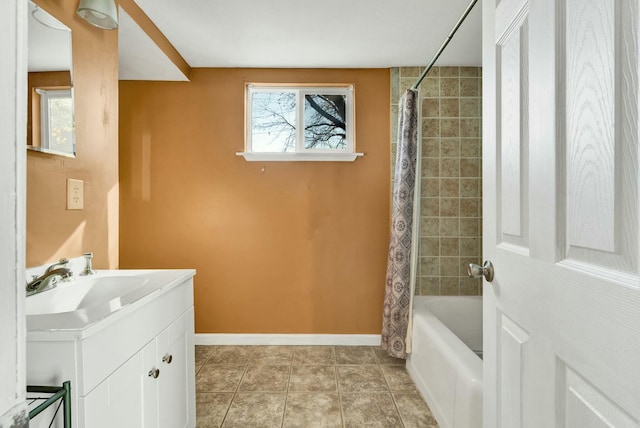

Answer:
[406,296,483,428]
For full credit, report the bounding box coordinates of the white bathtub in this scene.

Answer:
[407,296,483,428]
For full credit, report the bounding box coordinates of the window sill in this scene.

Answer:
[236,152,364,162]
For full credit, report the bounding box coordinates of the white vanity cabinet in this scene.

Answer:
[26,270,196,428]
[80,309,194,428]
[144,308,194,428]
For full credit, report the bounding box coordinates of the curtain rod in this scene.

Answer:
[411,0,479,90]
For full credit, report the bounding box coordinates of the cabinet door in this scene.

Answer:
[80,344,147,428]
[142,339,159,428]
[157,310,193,428]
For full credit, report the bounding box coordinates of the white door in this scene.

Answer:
[483,0,640,426]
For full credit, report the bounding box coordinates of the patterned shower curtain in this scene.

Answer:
[381,89,419,359]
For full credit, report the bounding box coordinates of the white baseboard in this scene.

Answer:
[195,333,381,346]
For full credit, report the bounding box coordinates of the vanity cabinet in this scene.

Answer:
[80,309,193,428]
[26,270,196,428]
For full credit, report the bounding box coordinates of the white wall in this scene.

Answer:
[0,0,27,426]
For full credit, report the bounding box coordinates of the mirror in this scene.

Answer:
[27,1,75,158]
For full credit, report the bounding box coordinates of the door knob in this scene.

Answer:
[467,261,494,282]
[162,354,173,364]
[148,368,160,378]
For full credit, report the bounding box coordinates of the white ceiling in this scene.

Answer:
[119,0,481,77]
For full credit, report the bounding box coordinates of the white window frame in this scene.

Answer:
[238,84,362,161]
[36,87,75,157]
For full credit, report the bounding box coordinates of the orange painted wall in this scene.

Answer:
[26,0,119,268]
[119,68,390,334]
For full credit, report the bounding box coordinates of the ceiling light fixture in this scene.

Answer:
[76,0,118,30]
[31,5,69,31]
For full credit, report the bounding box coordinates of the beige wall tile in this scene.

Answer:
[460,67,479,77]
[440,78,460,97]
[440,119,460,137]
[422,138,439,157]
[461,118,480,137]
[460,139,481,157]
[460,198,480,217]
[440,139,460,157]
[420,237,440,257]
[440,99,460,117]
[441,277,460,295]
[440,197,460,217]
[420,217,439,236]
[400,67,421,78]
[440,238,460,256]
[460,158,480,177]
[391,105,398,142]
[422,178,440,197]
[460,237,480,256]
[460,277,481,295]
[460,98,480,117]
[439,218,459,237]
[440,178,460,197]
[440,257,459,276]
[440,66,460,77]
[420,78,439,97]
[425,67,439,77]
[460,77,479,96]
[419,277,440,295]
[423,158,440,177]
[421,198,439,216]
[422,98,439,117]
[422,119,439,137]
[440,158,460,177]
[460,178,481,197]
[391,68,400,101]
[420,257,439,276]
[460,218,480,236]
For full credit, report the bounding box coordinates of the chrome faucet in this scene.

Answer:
[26,258,73,295]
[80,252,96,276]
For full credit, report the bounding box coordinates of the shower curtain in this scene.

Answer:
[381,89,419,359]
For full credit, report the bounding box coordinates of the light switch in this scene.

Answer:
[67,179,83,210]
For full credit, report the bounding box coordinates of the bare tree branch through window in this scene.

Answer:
[249,87,351,154]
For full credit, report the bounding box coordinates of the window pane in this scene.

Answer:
[47,95,74,153]
[304,94,347,150]
[251,91,296,152]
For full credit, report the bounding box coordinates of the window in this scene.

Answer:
[35,87,75,156]
[239,84,362,161]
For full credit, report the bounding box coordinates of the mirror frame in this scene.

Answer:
[27,1,76,158]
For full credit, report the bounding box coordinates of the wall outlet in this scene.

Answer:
[67,179,83,210]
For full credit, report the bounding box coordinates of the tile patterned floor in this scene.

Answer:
[195,345,439,428]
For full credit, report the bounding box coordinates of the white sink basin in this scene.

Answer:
[26,276,148,315]
[26,269,196,333]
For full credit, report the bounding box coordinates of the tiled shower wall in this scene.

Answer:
[391,66,483,296]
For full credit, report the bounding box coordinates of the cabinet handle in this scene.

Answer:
[162,354,173,364]
[148,368,160,378]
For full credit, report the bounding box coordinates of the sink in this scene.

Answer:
[26,269,195,333]
[26,276,148,315]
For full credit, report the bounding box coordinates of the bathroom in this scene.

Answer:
[4,0,640,427]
